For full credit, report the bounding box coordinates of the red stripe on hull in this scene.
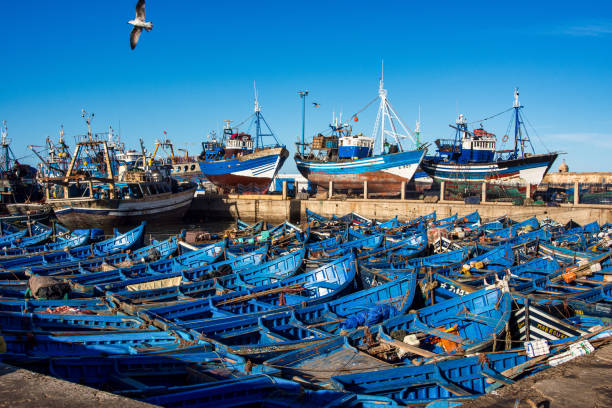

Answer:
[307,171,408,194]
[206,174,273,193]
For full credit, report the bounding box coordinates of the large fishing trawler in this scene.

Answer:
[294,73,425,195]
[41,111,196,228]
[0,121,43,207]
[198,89,288,193]
[420,89,559,191]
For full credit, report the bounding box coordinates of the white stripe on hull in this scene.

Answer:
[231,156,281,179]
[380,163,420,181]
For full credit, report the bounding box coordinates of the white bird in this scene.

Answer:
[128,0,153,50]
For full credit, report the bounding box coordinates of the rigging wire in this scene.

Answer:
[522,112,551,153]
[232,113,256,131]
[467,107,514,125]
[349,95,380,120]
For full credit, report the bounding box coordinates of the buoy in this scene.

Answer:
[353,116,359,122]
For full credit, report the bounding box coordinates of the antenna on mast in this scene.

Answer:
[81,109,94,141]
[513,87,520,108]
[415,105,421,147]
[254,81,260,113]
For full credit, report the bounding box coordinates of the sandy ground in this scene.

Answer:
[0,363,157,408]
[462,340,612,408]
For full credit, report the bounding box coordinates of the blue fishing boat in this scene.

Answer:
[198,89,288,193]
[295,74,425,195]
[538,241,600,263]
[13,234,180,279]
[330,350,534,405]
[371,286,512,357]
[142,374,347,408]
[142,252,357,324]
[1,329,209,359]
[0,222,146,270]
[180,273,416,360]
[0,309,149,332]
[421,89,558,192]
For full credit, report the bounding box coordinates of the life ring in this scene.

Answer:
[502,134,509,143]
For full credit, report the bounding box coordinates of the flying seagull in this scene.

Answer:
[128,0,153,50]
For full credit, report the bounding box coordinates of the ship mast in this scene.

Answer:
[371,61,416,153]
[250,82,280,149]
[511,88,535,159]
[0,121,12,173]
[254,81,262,149]
[415,105,421,147]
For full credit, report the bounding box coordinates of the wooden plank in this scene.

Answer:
[378,336,437,358]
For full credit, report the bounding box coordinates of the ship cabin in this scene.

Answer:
[435,118,497,164]
[338,133,374,159]
[223,131,254,159]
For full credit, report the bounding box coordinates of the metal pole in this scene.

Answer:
[299,91,308,156]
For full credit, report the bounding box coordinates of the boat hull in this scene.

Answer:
[48,187,196,229]
[295,149,425,194]
[199,147,288,193]
[421,152,558,186]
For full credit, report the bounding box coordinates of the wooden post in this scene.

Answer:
[440,181,445,202]
[525,183,532,200]
[363,181,368,200]
[88,180,94,198]
[481,182,487,203]
[400,181,406,200]
[574,181,580,205]
[328,180,333,200]
[282,180,287,200]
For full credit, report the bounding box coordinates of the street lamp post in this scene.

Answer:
[298,90,309,156]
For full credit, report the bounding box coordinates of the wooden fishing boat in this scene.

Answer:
[42,116,195,229]
[330,350,534,405]
[1,329,209,359]
[14,234,181,279]
[538,241,600,263]
[264,336,394,388]
[142,252,358,325]
[0,222,146,270]
[371,286,512,357]
[172,270,414,332]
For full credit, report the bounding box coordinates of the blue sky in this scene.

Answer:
[1,1,611,173]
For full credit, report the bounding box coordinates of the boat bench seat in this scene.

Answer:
[309,281,340,290]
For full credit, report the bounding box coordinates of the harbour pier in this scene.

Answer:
[190,187,612,225]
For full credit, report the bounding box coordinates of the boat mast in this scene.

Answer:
[254,81,262,149]
[0,121,12,173]
[415,105,421,147]
[371,61,417,153]
[511,88,535,159]
[250,83,280,148]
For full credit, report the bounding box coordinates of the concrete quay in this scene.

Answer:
[189,194,612,225]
